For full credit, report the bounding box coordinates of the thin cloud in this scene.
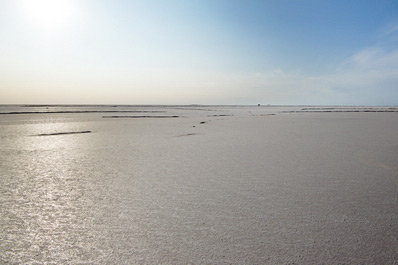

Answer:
[349,47,398,69]
[237,47,398,105]
[385,23,398,35]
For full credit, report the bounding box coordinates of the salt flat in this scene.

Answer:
[0,105,397,264]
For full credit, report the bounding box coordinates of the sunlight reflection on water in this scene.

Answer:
[1,122,104,263]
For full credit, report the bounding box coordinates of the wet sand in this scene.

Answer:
[0,106,397,264]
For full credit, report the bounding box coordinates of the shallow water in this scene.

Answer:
[1,105,397,264]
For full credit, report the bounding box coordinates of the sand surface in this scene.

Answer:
[0,105,397,264]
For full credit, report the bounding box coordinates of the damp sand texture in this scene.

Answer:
[0,105,397,264]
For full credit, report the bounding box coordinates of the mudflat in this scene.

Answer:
[0,105,397,264]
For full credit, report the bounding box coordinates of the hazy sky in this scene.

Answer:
[1,0,397,105]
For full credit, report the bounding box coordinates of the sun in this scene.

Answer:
[21,0,76,32]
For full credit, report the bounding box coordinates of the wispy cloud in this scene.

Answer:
[348,47,398,70]
[385,23,398,36]
[230,46,398,105]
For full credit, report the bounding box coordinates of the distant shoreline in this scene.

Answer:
[0,104,397,108]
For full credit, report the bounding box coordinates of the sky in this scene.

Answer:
[0,0,397,105]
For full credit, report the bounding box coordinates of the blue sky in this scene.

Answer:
[0,0,397,104]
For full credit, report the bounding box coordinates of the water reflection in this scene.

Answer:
[1,122,102,263]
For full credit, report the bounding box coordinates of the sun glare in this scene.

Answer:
[21,0,76,32]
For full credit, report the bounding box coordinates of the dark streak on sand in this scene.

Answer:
[36,131,92,136]
[207,114,233,117]
[0,111,165,115]
[176,133,198,137]
[103,116,180,118]
[173,108,217,111]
